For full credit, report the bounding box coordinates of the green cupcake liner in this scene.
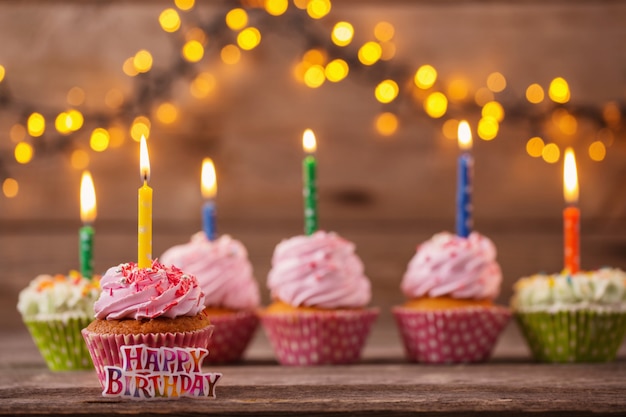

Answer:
[24,317,94,371]
[515,309,626,363]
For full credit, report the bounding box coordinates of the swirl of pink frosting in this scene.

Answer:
[267,231,371,308]
[160,232,260,310]
[401,232,502,300]
[94,261,205,320]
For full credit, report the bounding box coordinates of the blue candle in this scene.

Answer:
[201,158,217,240]
[456,121,473,238]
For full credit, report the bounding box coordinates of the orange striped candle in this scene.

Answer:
[563,148,579,274]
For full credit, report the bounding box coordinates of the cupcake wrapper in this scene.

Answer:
[515,309,626,363]
[203,311,259,364]
[260,308,379,366]
[392,306,511,364]
[24,317,94,371]
[81,325,214,389]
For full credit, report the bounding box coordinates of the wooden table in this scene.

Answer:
[2,319,626,416]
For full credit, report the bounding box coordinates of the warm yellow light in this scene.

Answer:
[375,112,398,137]
[542,143,560,164]
[190,72,216,98]
[159,8,181,32]
[325,59,349,82]
[156,102,178,124]
[331,21,354,47]
[293,61,308,83]
[185,28,207,44]
[2,178,18,198]
[374,21,394,42]
[358,41,382,66]
[131,116,151,142]
[201,158,217,199]
[71,149,90,170]
[67,109,84,132]
[265,0,288,16]
[123,57,139,77]
[140,135,151,181]
[526,137,545,158]
[175,0,194,11]
[380,41,396,61]
[90,128,110,152]
[563,147,578,204]
[182,40,204,62]
[448,79,469,102]
[457,120,472,151]
[134,50,153,73]
[477,117,499,141]
[482,101,505,122]
[67,87,85,106]
[80,170,97,223]
[304,64,326,88]
[442,119,460,140]
[474,87,494,106]
[14,142,33,164]
[602,101,621,127]
[105,89,124,109]
[0,65,5,83]
[558,114,577,135]
[221,44,241,65]
[303,49,326,65]
[307,0,331,19]
[589,141,606,162]
[226,8,248,31]
[27,113,45,137]
[414,65,437,89]
[55,112,72,135]
[108,124,125,148]
[526,83,544,104]
[486,72,506,93]
[303,129,317,153]
[375,79,399,104]
[549,77,570,104]
[10,124,26,143]
[293,0,308,9]
[237,27,261,50]
[424,92,448,119]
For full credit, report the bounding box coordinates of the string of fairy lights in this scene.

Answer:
[0,0,624,199]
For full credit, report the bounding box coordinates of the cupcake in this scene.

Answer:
[512,268,626,363]
[260,230,379,366]
[17,271,100,371]
[81,260,213,388]
[160,232,260,363]
[393,232,511,363]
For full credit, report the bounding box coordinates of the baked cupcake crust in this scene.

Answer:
[85,312,210,335]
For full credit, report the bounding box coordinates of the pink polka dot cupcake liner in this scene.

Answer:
[392,306,511,364]
[81,325,214,389]
[260,308,379,366]
[203,310,259,364]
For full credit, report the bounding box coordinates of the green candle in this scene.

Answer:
[302,129,318,235]
[80,171,97,279]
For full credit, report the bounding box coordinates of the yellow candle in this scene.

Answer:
[138,135,152,268]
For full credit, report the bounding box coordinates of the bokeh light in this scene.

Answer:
[134,50,153,73]
[156,102,178,124]
[105,89,124,109]
[526,137,545,158]
[185,27,207,44]
[190,72,217,98]
[307,0,331,19]
[237,27,261,50]
[226,8,248,30]
[331,21,354,47]
[552,109,577,135]
[549,77,570,104]
[265,0,288,16]
[477,117,499,141]
[486,72,506,93]
[358,42,382,66]
[55,112,72,135]
[589,141,606,162]
[526,83,544,104]
[10,124,26,143]
[414,65,437,89]
[603,101,621,127]
[482,101,505,122]
[2,178,18,198]
[183,40,204,62]
[375,79,399,104]
[424,92,448,118]
[221,44,241,65]
[474,87,494,106]
[27,112,45,137]
[442,119,460,140]
[90,128,110,152]
[14,142,33,164]
[0,65,5,83]
[374,21,394,42]
[447,79,469,102]
[130,116,151,142]
[67,87,85,106]
[175,0,194,11]
[542,143,560,163]
[67,109,84,132]
[325,59,349,82]
[304,64,326,88]
[70,149,90,170]
[159,8,181,33]
[108,124,126,148]
[380,41,396,61]
[122,58,136,77]
[375,112,398,136]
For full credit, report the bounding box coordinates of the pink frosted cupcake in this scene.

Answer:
[81,261,212,388]
[260,230,379,366]
[161,232,260,363]
[393,232,511,363]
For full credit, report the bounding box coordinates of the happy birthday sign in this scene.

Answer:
[103,344,222,399]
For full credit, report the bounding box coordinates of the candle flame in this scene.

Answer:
[80,170,97,223]
[201,158,217,199]
[139,135,150,182]
[563,147,579,204]
[302,129,317,153]
[457,121,472,151]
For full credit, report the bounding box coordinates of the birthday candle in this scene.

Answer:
[201,158,217,241]
[456,121,473,238]
[79,170,96,279]
[302,129,317,236]
[563,147,580,273]
[138,136,153,269]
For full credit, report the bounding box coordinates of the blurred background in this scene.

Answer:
[1,0,626,339]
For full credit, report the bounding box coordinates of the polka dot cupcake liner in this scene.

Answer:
[515,309,626,363]
[203,310,259,364]
[24,317,94,371]
[392,306,511,364]
[81,325,214,389]
[259,308,379,366]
